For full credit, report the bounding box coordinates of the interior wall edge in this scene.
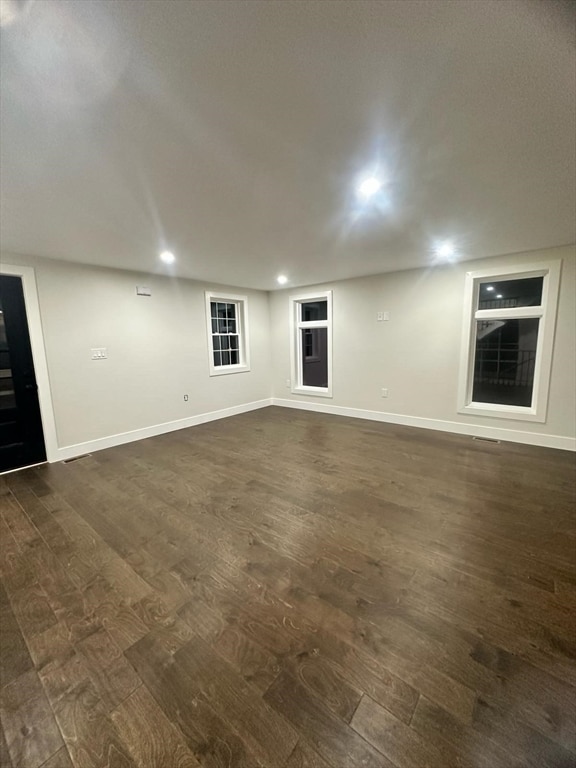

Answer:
[271,398,576,452]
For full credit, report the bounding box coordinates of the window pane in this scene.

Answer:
[301,328,328,387]
[478,277,543,309]
[303,330,314,358]
[207,294,248,374]
[472,318,539,407]
[301,300,327,322]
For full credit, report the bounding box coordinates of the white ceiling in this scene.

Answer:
[1,0,574,290]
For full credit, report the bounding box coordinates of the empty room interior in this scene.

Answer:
[1,1,575,767]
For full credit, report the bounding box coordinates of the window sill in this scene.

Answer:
[209,364,250,377]
[459,401,545,423]
[291,385,333,399]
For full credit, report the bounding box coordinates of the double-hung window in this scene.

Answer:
[205,292,250,376]
[458,262,561,422]
[290,291,332,397]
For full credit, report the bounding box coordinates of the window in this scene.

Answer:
[205,292,250,376]
[458,262,561,422]
[290,291,332,397]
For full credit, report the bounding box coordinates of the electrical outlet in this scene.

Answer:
[377,311,390,322]
[285,378,291,388]
[91,348,107,360]
[381,388,389,398]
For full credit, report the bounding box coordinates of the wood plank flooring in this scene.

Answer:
[1,406,575,768]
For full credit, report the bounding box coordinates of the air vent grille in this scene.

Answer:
[63,454,92,464]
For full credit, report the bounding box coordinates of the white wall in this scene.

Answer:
[2,245,574,460]
[1,254,272,455]
[269,245,576,448]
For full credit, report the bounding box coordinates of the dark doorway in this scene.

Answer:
[0,275,46,472]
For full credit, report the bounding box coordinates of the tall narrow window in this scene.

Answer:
[290,291,332,397]
[205,292,250,376]
[458,262,561,422]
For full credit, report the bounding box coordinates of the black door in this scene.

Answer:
[0,275,46,472]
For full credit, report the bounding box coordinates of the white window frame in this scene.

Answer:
[205,291,250,376]
[457,261,561,422]
[289,290,333,397]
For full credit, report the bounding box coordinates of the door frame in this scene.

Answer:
[0,263,58,465]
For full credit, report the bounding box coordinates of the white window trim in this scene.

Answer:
[205,291,250,376]
[289,290,333,398]
[457,261,561,422]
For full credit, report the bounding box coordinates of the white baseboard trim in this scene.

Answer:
[52,399,272,462]
[50,396,575,461]
[271,398,576,451]
[0,460,48,477]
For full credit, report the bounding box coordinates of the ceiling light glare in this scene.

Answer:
[486,285,495,292]
[434,241,456,259]
[0,0,21,27]
[160,250,175,264]
[357,176,382,200]
[496,294,503,299]
[277,275,288,285]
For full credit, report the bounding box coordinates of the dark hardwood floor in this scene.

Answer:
[1,406,575,768]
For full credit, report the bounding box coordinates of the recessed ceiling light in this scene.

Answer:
[277,275,288,285]
[486,285,495,292]
[434,241,456,259]
[160,250,175,264]
[357,176,382,199]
